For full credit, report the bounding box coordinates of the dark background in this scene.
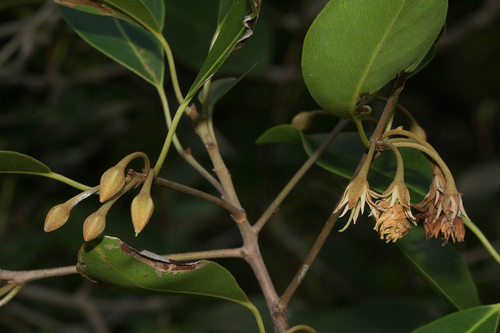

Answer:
[0,0,499,332]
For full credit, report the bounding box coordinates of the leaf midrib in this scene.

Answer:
[350,0,407,113]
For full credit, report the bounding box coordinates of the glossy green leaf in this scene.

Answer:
[186,0,259,99]
[77,236,264,332]
[302,0,447,119]
[411,304,500,333]
[58,5,164,86]
[395,228,482,310]
[0,151,51,175]
[256,125,431,202]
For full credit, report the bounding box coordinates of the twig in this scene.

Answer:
[163,247,244,261]
[275,211,340,311]
[254,119,349,233]
[153,177,244,220]
[0,266,77,284]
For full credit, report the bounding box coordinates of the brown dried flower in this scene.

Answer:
[374,201,412,243]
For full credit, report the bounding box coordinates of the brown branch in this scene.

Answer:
[0,266,77,284]
[195,110,287,331]
[163,247,244,261]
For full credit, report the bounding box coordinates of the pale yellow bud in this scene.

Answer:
[99,152,150,203]
[99,166,125,203]
[44,203,71,232]
[44,186,99,233]
[83,212,106,241]
[131,192,154,236]
[130,169,155,236]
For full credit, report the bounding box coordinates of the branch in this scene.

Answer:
[163,247,244,261]
[0,266,77,284]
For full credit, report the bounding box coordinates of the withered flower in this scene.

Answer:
[414,167,468,243]
[374,201,412,243]
[334,176,380,232]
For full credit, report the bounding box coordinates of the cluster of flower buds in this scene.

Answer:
[44,152,155,241]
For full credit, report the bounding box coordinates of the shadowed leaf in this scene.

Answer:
[0,151,51,175]
[411,304,500,333]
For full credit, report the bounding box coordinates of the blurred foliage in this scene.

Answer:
[0,0,500,332]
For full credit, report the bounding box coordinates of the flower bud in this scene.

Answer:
[44,202,71,232]
[44,186,99,233]
[99,166,125,203]
[131,169,155,236]
[99,152,150,203]
[131,192,154,236]
[83,211,106,242]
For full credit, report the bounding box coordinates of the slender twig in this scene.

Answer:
[276,211,340,312]
[254,119,349,233]
[163,247,244,261]
[153,177,244,220]
[0,266,77,284]
[370,72,408,141]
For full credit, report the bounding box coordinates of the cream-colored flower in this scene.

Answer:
[334,176,379,232]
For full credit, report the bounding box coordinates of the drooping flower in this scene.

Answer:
[334,176,380,232]
[414,167,468,243]
[374,181,416,223]
[374,201,412,243]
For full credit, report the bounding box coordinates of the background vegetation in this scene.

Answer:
[0,0,499,332]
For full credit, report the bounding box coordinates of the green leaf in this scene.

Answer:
[186,0,259,99]
[58,5,164,86]
[0,151,51,175]
[77,236,265,332]
[256,125,431,202]
[100,0,161,32]
[55,0,164,31]
[302,0,447,119]
[395,228,482,310]
[411,304,500,333]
